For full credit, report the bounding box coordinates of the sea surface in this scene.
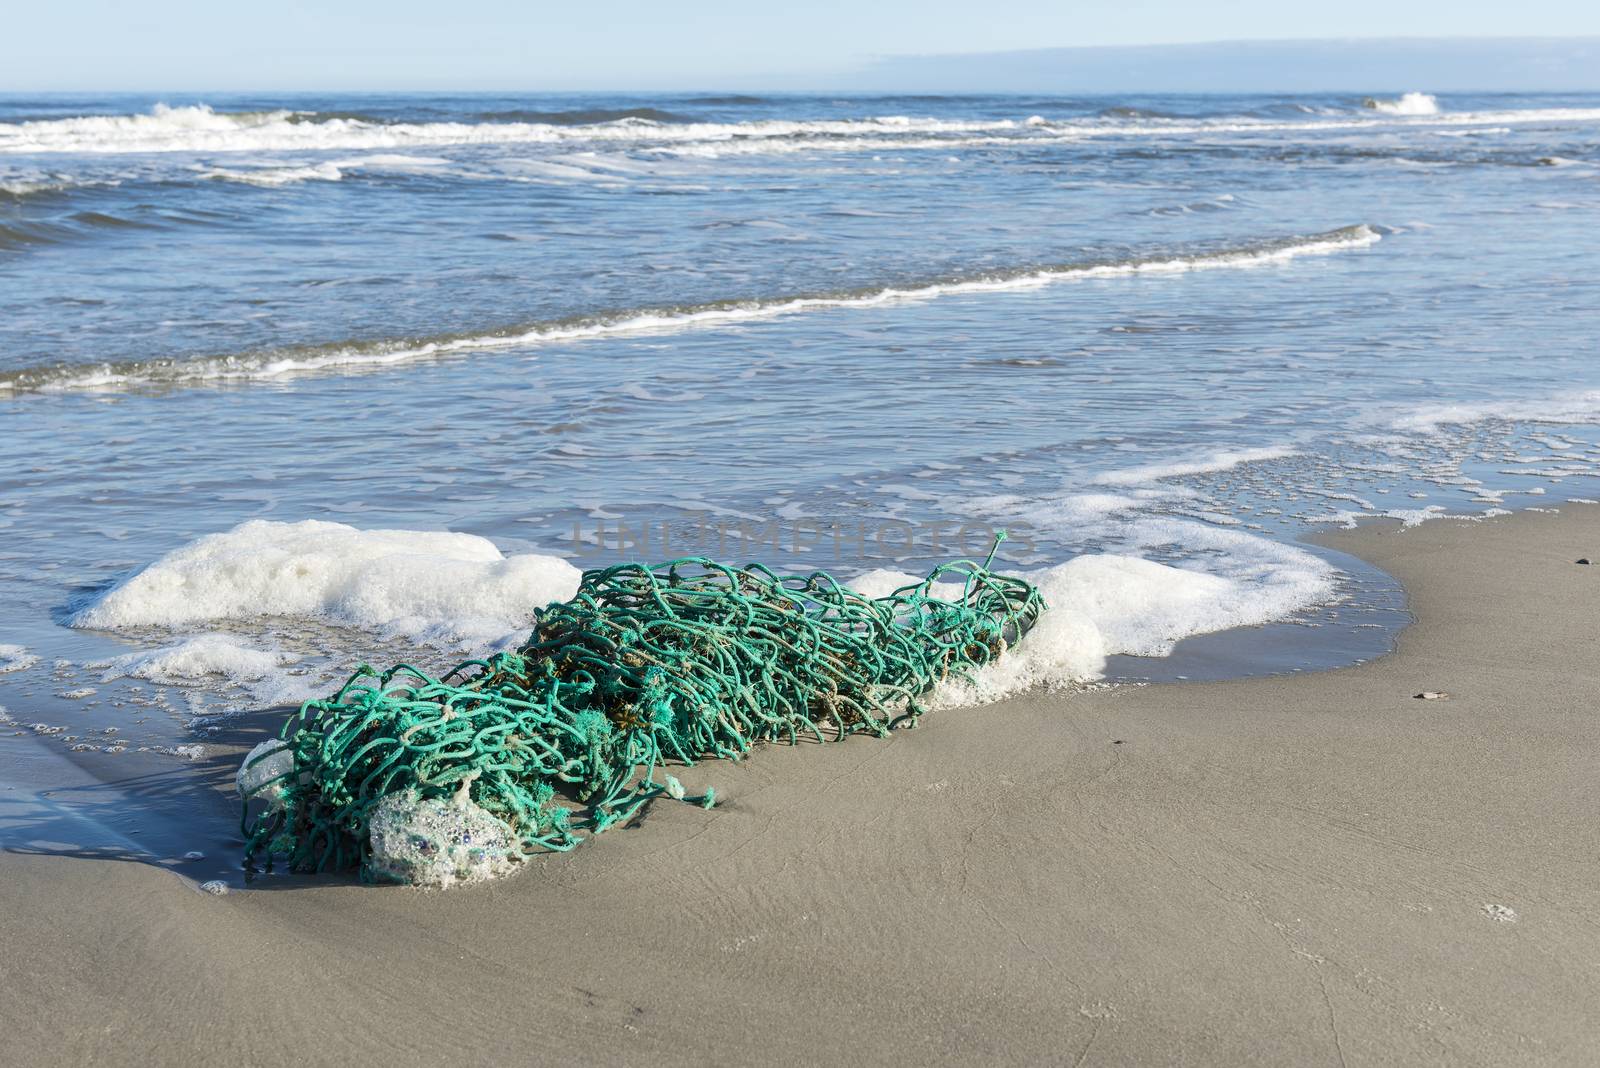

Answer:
[2,91,1599,875]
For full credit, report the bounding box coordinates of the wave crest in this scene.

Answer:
[17,98,1600,158]
[0,225,1381,394]
[1365,92,1440,116]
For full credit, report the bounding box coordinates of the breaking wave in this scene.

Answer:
[0,224,1382,393]
[473,107,692,124]
[4,100,1596,157]
[1365,92,1441,116]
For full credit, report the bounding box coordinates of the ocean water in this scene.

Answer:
[3,91,1600,853]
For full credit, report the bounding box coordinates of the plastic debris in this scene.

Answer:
[242,539,1042,884]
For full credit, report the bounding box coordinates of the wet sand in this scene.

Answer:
[2,505,1597,1066]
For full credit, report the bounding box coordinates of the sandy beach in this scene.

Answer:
[7,28,1600,1068]
[2,505,1597,1066]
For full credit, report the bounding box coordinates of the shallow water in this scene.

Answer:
[2,92,1600,864]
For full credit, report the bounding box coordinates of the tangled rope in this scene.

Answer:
[241,536,1044,883]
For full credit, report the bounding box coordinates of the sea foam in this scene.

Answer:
[937,437,1344,699]
[69,519,582,649]
[1387,390,1600,433]
[88,634,321,706]
[1092,447,1300,487]
[199,161,344,186]
[368,790,523,887]
[0,643,41,675]
[93,634,296,684]
[852,517,1335,705]
[73,507,1333,718]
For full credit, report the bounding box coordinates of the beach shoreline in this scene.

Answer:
[2,504,1597,1066]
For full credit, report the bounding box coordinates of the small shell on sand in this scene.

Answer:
[1414,691,1449,700]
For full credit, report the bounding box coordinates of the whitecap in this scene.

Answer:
[1366,92,1441,116]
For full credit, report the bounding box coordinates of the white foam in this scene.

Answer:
[0,174,122,197]
[0,177,57,196]
[1037,492,1142,524]
[367,788,523,887]
[1093,446,1299,487]
[196,154,454,186]
[849,570,959,601]
[1367,92,1441,116]
[94,634,296,684]
[956,439,1339,700]
[0,643,40,674]
[1037,555,1246,658]
[89,634,321,707]
[1306,505,1447,529]
[1391,390,1600,433]
[200,161,343,186]
[854,520,1335,706]
[1039,104,1600,138]
[69,519,582,650]
[665,106,1600,158]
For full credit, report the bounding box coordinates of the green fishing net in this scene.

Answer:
[241,537,1044,884]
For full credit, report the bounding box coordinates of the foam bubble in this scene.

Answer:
[368,789,523,887]
[69,519,582,649]
[93,634,297,684]
[0,643,40,675]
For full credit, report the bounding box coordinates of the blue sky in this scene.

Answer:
[5,1,1599,90]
